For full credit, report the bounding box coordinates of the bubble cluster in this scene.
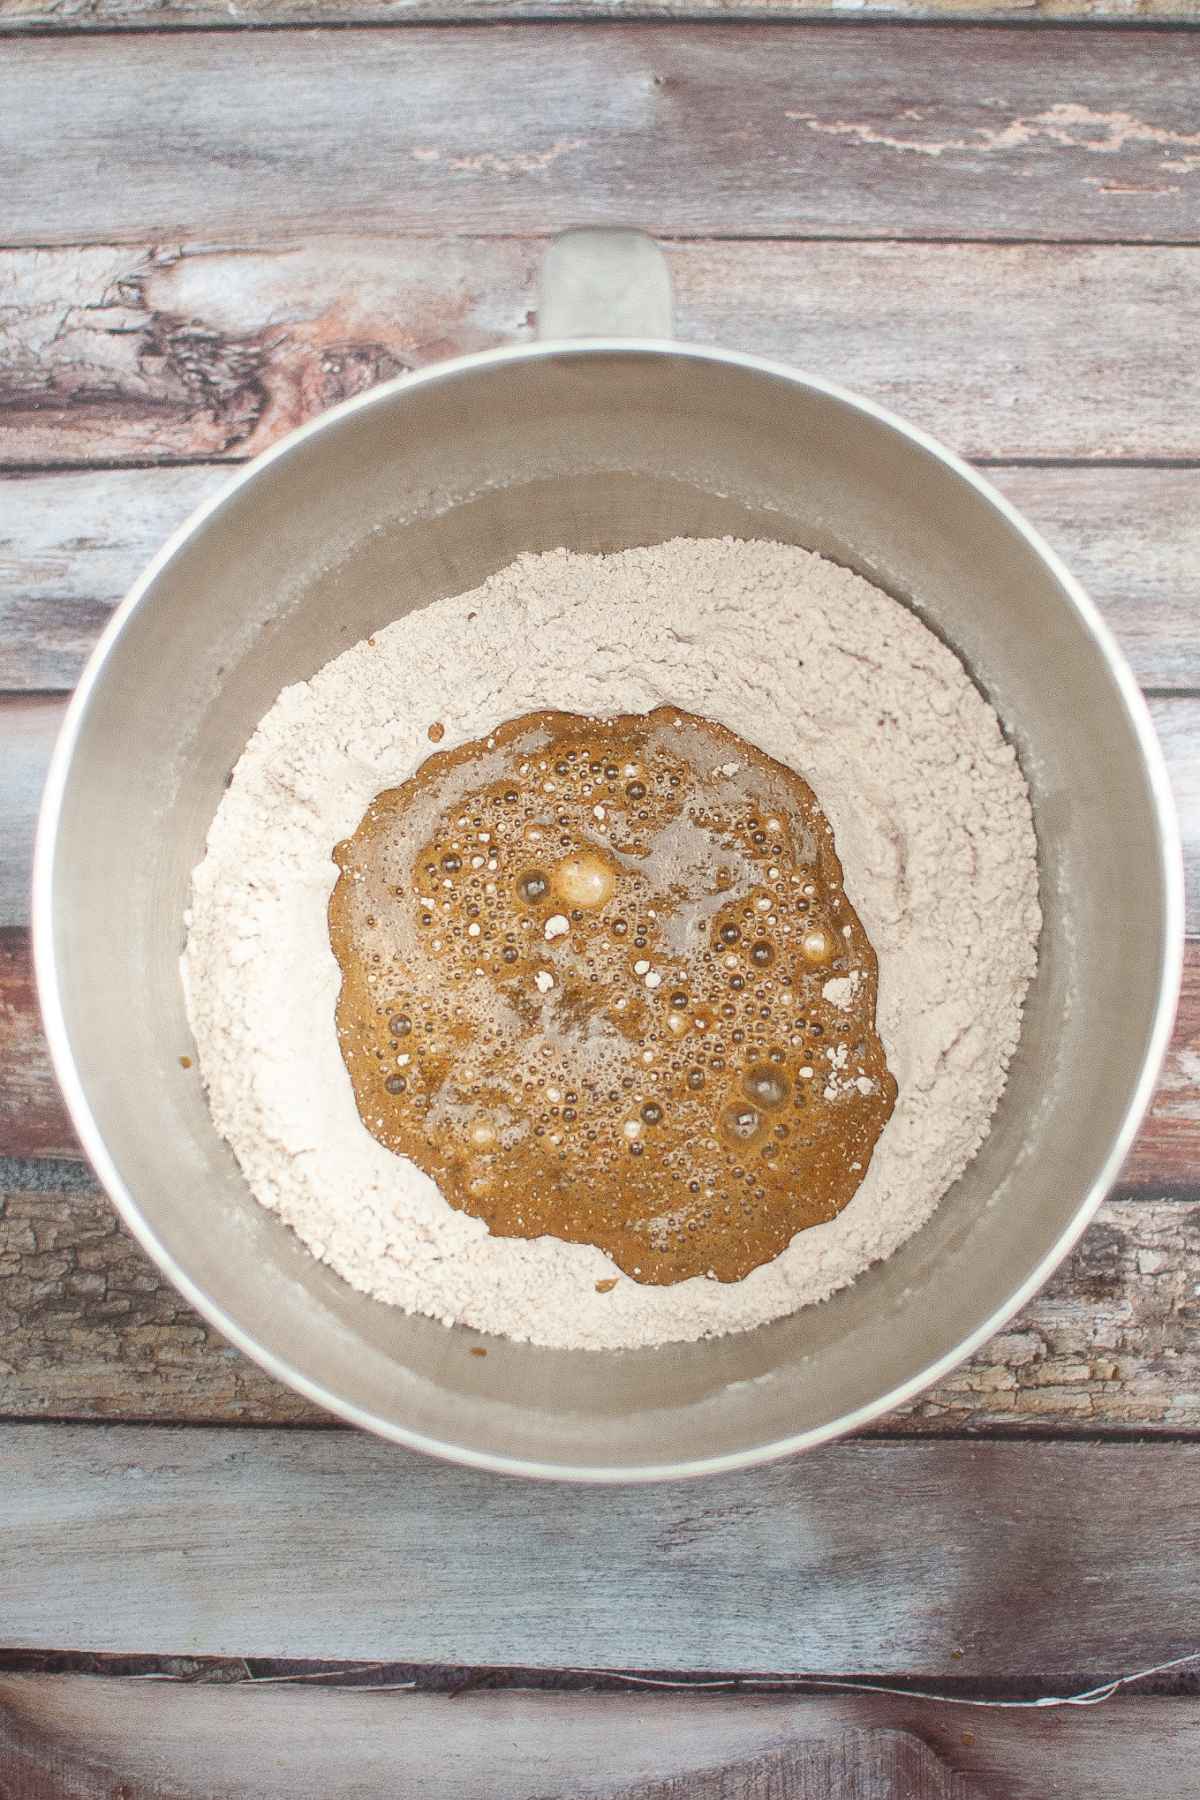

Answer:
[328,707,896,1285]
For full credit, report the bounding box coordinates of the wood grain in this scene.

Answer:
[4,242,1200,467]
[989,465,1200,695]
[611,1737,970,1800]
[0,696,60,928]
[2,30,1200,247]
[3,1158,1198,1432]
[0,1159,322,1423]
[2,1682,1195,1800]
[1155,701,1200,926]
[0,932,74,1161]
[4,0,1197,26]
[1120,937,1200,1187]
[0,1704,971,1800]
[1,698,62,927]
[2,1425,1199,1668]
[5,462,1199,693]
[904,1196,1200,1431]
[0,467,217,691]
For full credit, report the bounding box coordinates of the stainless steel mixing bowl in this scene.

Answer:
[35,232,1182,1480]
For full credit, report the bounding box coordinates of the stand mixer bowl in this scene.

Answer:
[34,232,1181,1480]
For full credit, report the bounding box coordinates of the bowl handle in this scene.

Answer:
[537,229,675,341]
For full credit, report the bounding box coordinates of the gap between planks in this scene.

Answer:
[6,235,1200,252]
[4,8,1200,33]
[5,1,1200,29]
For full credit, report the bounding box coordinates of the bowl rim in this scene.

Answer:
[32,336,1186,1482]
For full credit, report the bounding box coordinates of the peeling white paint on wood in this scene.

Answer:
[2,242,1198,468]
[790,100,1200,167]
[1,29,1198,244]
[3,0,1198,25]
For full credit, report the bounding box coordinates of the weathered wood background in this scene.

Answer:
[5,1684,1199,1800]
[2,5,1200,1796]
[3,33,1200,245]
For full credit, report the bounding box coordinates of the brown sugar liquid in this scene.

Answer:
[328,708,896,1285]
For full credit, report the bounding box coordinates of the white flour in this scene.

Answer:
[183,538,1040,1349]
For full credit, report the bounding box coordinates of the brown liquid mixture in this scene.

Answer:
[329,708,896,1285]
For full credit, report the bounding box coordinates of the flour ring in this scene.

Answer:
[183,538,1041,1350]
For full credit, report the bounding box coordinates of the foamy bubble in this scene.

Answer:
[328,705,895,1285]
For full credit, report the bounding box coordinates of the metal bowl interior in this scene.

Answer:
[35,344,1181,1480]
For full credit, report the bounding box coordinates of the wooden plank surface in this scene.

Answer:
[4,462,1198,694]
[0,696,60,928]
[3,1157,1197,1432]
[0,468,214,692]
[0,933,72,1162]
[4,1683,1198,1800]
[0,1689,973,1800]
[0,4,1194,1753]
[1120,938,1200,1187]
[5,242,1200,468]
[0,1698,959,1800]
[3,29,1200,247]
[3,1426,1198,1668]
[0,1158,321,1425]
[5,0,1199,26]
[3,695,1199,936]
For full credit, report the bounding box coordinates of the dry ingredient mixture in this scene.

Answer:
[182,537,1040,1350]
[329,706,896,1285]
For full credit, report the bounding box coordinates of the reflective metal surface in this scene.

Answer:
[35,264,1181,1479]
